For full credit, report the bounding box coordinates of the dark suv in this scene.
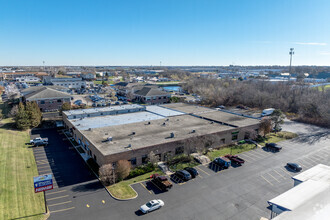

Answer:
[287,163,302,172]
[184,167,199,178]
[265,143,282,152]
[175,170,192,181]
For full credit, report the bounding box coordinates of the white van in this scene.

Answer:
[261,108,275,117]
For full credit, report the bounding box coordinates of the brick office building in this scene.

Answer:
[23,87,71,112]
[63,103,260,167]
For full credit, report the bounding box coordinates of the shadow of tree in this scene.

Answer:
[71,180,103,192]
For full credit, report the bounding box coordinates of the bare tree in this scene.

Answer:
[259,119,272,137]
[116,160,131,181]
[99,164,115,186]
[148,151,159,165]
[8,105,18,117]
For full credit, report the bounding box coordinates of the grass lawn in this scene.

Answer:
[258,131,298,146]
[0,118,45,220]
[316,84,330,91]
[169,160,200,171]
[207,143,257,161]
[107,169,162,200]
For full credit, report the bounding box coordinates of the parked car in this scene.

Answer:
[287,163,302,172]
[218,105,225,109]
[151,174,172,191]
[30,137,48,145]
[140,199,164,214]
[184,167,199,178]
[115,101,120,105]
[175,170,192,181]
[265,143,282,152]
[224,155,245,165]
[74,100,82,105]
[213,157,231,169]
[261,108,275,117]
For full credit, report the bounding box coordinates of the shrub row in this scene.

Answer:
[127,163,155,179]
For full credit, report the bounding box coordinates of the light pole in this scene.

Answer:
[289,48,294,79]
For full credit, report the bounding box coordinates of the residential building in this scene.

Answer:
[134,87,171,105]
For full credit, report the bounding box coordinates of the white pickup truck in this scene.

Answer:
[30,137,48,146]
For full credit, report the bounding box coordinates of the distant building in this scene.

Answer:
[134,87,170,105]
[15,76,41,83]
[81,73,95,80]
[43,77,87,89]
[23,87,71,112]
[0,71,48,81]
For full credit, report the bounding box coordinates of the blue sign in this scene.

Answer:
[33,174,53,193]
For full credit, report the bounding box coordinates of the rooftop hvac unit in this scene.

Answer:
[170,132,174,138]
[88,128,92,131]
[163,122,166,126]
[191,129,196,133]
[107,137,113,142]
[148,121,151,125]
[125,144,132,148]
[132,131,136,135]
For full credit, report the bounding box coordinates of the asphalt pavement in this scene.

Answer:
[32,121,330,220]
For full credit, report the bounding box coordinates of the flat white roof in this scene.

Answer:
[70,111,165,130]
[292,164,330,183]
[64,104,143,116]
[273,188,330,220]
[268,180,330,211]
[146,105,185,117]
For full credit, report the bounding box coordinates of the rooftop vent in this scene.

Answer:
[191,129,196,133]
[132,131,136,135]
[166,118,169,121]
[210,121,214,124]
[125,144,132,148]
[170,132,175,138]
[162,122,166,126]
[148,121,151,125]
[105,133,108,135]
[107,136,113,142]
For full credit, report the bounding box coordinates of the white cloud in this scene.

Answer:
[294,42,327,46]
[320,52,330,55]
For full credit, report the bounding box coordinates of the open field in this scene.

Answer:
[0,118,45,220]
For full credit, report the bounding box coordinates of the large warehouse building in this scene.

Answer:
[63,103,260,167]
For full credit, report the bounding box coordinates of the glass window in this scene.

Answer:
[57,99,62,103]
[130,157,137,165]
[40,100,45,104]
[175,146,184,155]
[142,155,148,164]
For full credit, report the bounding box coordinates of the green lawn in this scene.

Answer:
[258,131,298,146]
[316,84,330,91]
[207,143,257,161]
[169,160,200,171]
[107,169,162,200]
[0,118,45,220]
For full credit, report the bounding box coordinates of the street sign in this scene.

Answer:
[33,174,53,193]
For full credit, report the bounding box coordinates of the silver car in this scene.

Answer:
[140,199,164,214]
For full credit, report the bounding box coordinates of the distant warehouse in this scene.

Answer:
[62,103,260,167]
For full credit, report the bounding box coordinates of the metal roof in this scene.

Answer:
[292,164,330,183]
[64,104,144,116]
[268,179,330,211]
[70,111,165,130]
[146,105,185,117]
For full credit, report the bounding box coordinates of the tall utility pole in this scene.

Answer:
[289,48,294,75]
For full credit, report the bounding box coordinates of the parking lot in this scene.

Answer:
[31,128,111,219]
[32,121,330,220]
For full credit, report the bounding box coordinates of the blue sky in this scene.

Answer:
[0,0,329,66]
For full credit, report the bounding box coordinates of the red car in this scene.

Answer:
[225,155,245,165]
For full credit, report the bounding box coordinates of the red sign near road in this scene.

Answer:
[35,184,53,193]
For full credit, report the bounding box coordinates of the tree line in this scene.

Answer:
[183,79,330,127]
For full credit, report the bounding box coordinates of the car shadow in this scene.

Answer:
[145,181,163,194]
[284,165,299,173]
[134,210,144,216]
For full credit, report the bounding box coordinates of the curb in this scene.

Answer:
[63,131,138,201]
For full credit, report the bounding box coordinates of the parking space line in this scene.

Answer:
[266,172,280,183]
[252,150,267,157]
[139,182,152,194]
[305,157,318,164]
[237,155,250,162]
[273,169,286,179]
[47,195,69,201]
[279,167,292,176]
[48,200,72,207]
[239,153,256,161]
[260,175,273,186]
[47,190,67,195]
[296,159,311,167]
[196,166,210,176]
[313,154,325,160]
[50,207,75,213]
